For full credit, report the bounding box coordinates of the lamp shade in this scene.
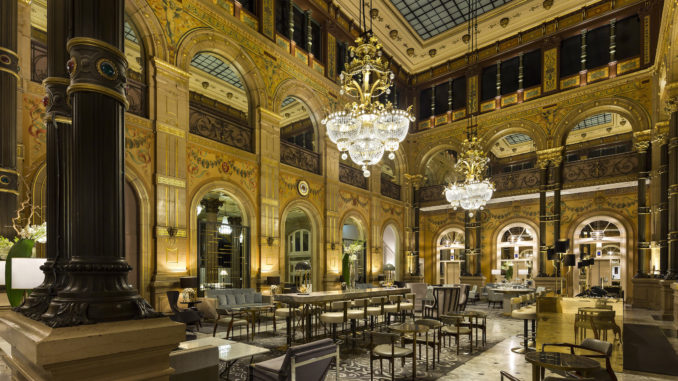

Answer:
[11,258,46,289]
[518,269,529,276]
[295,261,311,271]
[563,254,576,267]
[555,239,570,254]
[491,269,501,275]
[180,276,198,289]
[383,263,396,272]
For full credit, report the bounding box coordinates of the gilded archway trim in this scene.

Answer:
[480,119,548,152]
[125,0,169,61]
[279,199,325,289]
[125,166,153,301]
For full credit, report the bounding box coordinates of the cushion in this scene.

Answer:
[373,344,412,358]
[254,293,263,303]
[217,295,228,306]
[235,294,246,305]
[244,292,254,304]
[226,294,237,305]
[197,297,218,320]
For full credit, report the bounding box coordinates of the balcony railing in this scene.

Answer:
[381,177,401,200]
[339,163,367,190]
[418,184,445,203]
[280,141,321,174]
[562,151,638,185]
[492,168,541,195]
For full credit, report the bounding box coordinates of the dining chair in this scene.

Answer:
[367,331,415,381]
[402,318,442,370]
[541,338,617,381]
[500,370,595,381]
[213,308,250,339]
[249,338,339,381]
[440,314,473,355]
[319,301,350,342]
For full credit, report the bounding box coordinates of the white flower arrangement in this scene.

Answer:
[343,241,363,262]
[17,222,47,244]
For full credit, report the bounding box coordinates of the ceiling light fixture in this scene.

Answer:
[322,0,414,177]
[444,0,494,217]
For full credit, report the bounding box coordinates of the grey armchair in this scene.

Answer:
[487,288,503,309]
[249,338,339,381]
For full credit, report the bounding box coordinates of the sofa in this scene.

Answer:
[198,289,271,321]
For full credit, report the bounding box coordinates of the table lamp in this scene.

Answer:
[179,276,198,303]
[383,263,396,285]
[294,261,311,293]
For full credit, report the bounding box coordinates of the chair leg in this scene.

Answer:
[370,357,373,381]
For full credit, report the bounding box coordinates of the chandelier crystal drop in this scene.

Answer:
[322,33,414,177]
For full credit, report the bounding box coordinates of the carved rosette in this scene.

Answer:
[66,37,129,109]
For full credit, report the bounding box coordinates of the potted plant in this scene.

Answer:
[342,241,363,290]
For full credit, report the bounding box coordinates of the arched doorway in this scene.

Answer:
[572,217,627,296]
[436,228,465,284]
[496,224,538,282]
[382,224,400,281]
[196,190,250,291]
[283,207,313,289]
[124,180,140,290]
[342,216,367,284]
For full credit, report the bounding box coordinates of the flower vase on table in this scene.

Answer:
[349,261,357,290]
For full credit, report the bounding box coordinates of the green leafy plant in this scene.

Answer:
[505,266,513,281]
[342,241,363,284]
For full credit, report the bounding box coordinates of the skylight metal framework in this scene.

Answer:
[191,52,245,90]
[124,21,139,43]
[573,113,612,131]
[390,0,512,40]
[504,133,532,145]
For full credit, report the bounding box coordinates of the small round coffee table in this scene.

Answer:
[525,351,600,381]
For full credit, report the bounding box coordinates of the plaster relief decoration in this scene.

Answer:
[187,145,257,190]
[560,192,637,224]
[124,125,153,174]
[380,202,403,217]
[338,190,369,215]
[279,175,324,212]
[23,94,47,158]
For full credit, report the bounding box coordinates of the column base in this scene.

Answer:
[631,278,662,309]
[0,310,185,381]
[659,280,675,321]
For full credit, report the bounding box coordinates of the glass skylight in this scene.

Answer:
[191,52,244,90]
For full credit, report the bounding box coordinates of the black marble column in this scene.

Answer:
[41,0,160,327]
[667,111,678,279]
[551,158,563,277]
[462,212,470,276]
[412,184,420,275]
[17,0,73,320]
[0,0,18,238]
[474,213,482,276]
[538,161,548,277]
[635,140,651,277]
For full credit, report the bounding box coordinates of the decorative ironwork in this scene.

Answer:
[492,168,540,194]
[418,184,445,203]
[280,140,321,174]
[30,40,47,83]
[339,163,368,190]
[563,151,638,183]
[189,92,252,152]
[381,177,401,200]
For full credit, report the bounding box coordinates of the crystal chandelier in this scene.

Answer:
[322,2,414,177]
[443,0,494,216]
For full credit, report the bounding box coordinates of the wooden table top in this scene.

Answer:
[274,287,410,304]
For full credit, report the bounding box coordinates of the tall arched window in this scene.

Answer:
[284,207,313,287]
[124,18,148,117]
[436,228,465,284]
[573,217,626,295]
[496,224,538,281]
[279,97,320,174]
[189,52,252,152]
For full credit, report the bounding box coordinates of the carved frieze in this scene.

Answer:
[562,152,638,183]
[280,141,321,174]
[493,168,540,194]
[189,92,252,152]
[339,163,367,190]
[381,177,401,200]
[418,184,445,203]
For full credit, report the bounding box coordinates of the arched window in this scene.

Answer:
[565,112,633,162]
[342,217,366,283]
[279,97,320,174]
[124,18,148,117]
[284,207,313,286]
[196,190,250,290]
[423,149,458,186]
[573,217,626,295]
[496,224,538,281]
[436,228,465,284]
[189,52,252,152]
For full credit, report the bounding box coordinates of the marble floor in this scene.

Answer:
[0,302,675,380]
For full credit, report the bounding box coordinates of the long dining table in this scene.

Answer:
[274,287,411,344]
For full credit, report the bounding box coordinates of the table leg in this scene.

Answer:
[305,305,312,342]
[412,335,417,380]
[531,363,540,381]
[287,306,293,345]
[251,311,256,341]
[220,359,237,380]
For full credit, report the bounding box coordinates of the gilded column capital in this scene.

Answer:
[404,174,425,189]
[258,107,283,125]
[152,57,190,82]
[535,146,563,168]
[633,129,652,153]
[201,198,222,213]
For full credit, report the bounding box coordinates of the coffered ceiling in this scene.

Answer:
[335,0,601,73]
